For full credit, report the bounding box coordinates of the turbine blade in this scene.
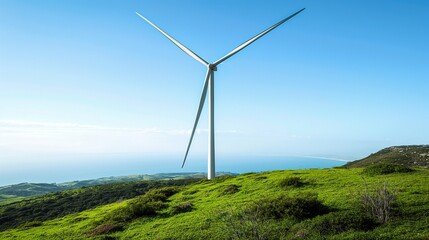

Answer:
[182,69,211,168]
[136,12,209,66]
[213,8,305,66]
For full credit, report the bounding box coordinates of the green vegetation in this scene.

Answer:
[362,163,414,176]
[0,172,235,205]
[106,186,182,223]
[0,168,428,239]
[0,183,68,197]
[279,176,307,188]
[344,145,429,168]
[253,193,328,220]
[0,179,198,231]
[290,210,377,237]
[0,195,26,206]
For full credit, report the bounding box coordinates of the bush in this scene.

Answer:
[223,184,240,195]
[170,202,193,215]
[360,180,398,223]
[254,176,267,181]
[292,210,378,236]
[86,223,124,236]
[363,163,413,176]
[182,189,198,195]
[19,221,43,228]
[218,205,277,240]
[280,177,306,188]
[127,200,165,217]
[107,186,181,223]
[144,186,182,202]
[254,193,329,220]
[218,194,327,240]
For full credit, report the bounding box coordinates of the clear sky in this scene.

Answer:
[1,0,429,172]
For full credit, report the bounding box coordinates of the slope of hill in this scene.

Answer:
[0,178,200,231]
[344,145,429,168]
[0,172,235,205]
[0,167,428,239]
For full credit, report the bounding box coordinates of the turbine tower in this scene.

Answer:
[137,8,305,179]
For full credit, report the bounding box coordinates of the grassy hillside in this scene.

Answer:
[0,167,428,239]
[0,195,26,206]
[0,179,199,231]
[344,145,429,168]
[0,172,234,205]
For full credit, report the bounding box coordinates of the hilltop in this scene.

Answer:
[0,167,428,239]
[344,145,429,168]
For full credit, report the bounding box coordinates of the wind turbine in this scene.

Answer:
[137,8,305,179]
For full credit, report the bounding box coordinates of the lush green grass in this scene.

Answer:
[0,168,428,239]
[0,195,26,206]
[0,179,199,231]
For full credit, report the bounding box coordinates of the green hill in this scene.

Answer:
[344,145,429,168]
[0,172,235,205]
[0,167,428,239]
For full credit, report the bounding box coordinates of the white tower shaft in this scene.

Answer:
[208,70,215,179]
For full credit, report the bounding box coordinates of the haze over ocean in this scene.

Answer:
[0,155,345,186]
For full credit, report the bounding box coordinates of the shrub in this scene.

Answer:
[280,177,306,188]
[218,205,275,240]
[360,180,397,223]
[19,221,43,228]
[86,223,124,236]
[223,184,240,195]
[254,176,267,181]
[363,163,413,176]
[170,202,193,215]
[254,193,328,220]
[292,210,378,236]
[107,186,181,223]
[182,189,198,195]
[217,194,326,240]
[127,200,165,217]
[144,186,182,202]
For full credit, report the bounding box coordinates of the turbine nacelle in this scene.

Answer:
[208,64,217,71]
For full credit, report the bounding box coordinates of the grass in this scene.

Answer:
[0,179,198,231]
[0,195,26,206]
[0,167,428,239]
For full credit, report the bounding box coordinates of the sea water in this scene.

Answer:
[0,154,348,186]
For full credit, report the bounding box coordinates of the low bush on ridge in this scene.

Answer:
[363,163,413,176]
[222,184,240,195]
[291,210,378,237]
[219,193,329,239]
[107,186,182,223]
[254,193,329,220]
[86,223,124,237]
[170,202,193,215]
[279,177,307,189]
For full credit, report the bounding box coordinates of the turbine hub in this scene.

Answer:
[208,64,217,71]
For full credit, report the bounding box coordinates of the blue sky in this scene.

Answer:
[1,0,428,171]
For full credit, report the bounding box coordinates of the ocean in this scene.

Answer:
[0,154,348,186]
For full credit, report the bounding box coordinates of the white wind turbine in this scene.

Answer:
[137,8,305,179]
